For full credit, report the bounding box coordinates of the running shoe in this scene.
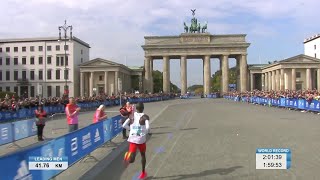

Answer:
[123,152,131,167]
[138,171,147,179]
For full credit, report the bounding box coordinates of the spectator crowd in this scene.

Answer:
[224,89,320,102]
[0,93,177,112]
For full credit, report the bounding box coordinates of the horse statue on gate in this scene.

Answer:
[189,17,198,33]
[183,22,188,33]
[202,22,207,33]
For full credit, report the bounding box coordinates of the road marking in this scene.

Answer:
[145,111,192,169]
[152,111,194,178]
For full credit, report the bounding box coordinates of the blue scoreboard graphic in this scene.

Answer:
[256,148,291,169]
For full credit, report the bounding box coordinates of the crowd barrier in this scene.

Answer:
[0,118,37,146]
[0,96,174,122]
[0,114,123,180]
[180,95,190,99]
[224,96,320,112]
[0,96,174,147]
[0,106,64,123]
[207,94,218,98]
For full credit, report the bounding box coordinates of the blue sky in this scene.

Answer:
[0,0,318,87]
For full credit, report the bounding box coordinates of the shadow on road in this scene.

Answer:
[150,132,172,135]
[151,126,170,130]
[146,166,243,180]
[180,128,197,131]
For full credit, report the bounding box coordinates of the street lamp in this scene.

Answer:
[58,20,72,97]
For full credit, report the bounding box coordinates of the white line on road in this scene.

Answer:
[146,113,192,169]
[152,110,194,178]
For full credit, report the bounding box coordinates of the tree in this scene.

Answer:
[188,85,203,92]
[194,87,203,94]
[211,67,237,92]
[152,70,180,93]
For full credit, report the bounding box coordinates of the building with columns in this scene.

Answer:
[142,33,250,94]
[79,58,143,96]
[248,54,320,91]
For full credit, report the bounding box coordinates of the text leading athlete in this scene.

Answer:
[122,102,150,179]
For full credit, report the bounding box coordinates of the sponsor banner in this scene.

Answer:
[0,123,13,145]
[225,97,320,113]
[111,115,123,137]
[0,120,105,180]
[13,120,29,141]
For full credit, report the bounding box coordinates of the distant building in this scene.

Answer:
[248,55,320,91]
[79,58,143,96]
[0,37,90,98]
[304,33,320,59]
[246,34,320,91]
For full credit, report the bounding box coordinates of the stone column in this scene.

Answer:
[261,73,264,91]
[80,72,84,96]
[163,56,170,93]
[285,72,289,90]
[271,71,275,90]
[292,68,296,90]
[250,73,254,91]
[139,75,143,92]
[115,71,119,95]
[221,55,229,93]
[180,56,187,95]
[144,56,151,93]
[203,55,211,95]
[263,73,267,91]
[317,69,320,91]
[150,59,153,93]
[280,69,284,90]
[236,59,240,91]
[104,71,108,95]
[275,70,280,90]
[89,72,93,96]
[306,68,311,90]
[268,72,271,91]
[240,54,248,92]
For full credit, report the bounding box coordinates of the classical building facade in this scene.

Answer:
[0,37,90,97]
[79,58,143,96]
[141,10,250,94]
[142,33,250,94]
[249,55,320,91]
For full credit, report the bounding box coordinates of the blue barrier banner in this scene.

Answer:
[280,98,286,107]
[27,119,37,137]
[0,123,13,145]
[66,122,104,165]
[103,119,113,143]
[13,120,29,141]
[298,99,305,109]
[111,115,123,137]
[315,100,320,112]
[305,100,319,112]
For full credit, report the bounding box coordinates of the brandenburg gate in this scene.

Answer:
[142,10,250,94]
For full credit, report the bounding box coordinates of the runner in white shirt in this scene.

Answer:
[122,102,150,179]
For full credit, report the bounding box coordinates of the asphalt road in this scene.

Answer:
[84,98,320,180]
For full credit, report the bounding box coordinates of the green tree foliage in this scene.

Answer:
[188,85,203,92]
[194,87,203,94]
[211,67,237,92]
[152,70,180,93]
